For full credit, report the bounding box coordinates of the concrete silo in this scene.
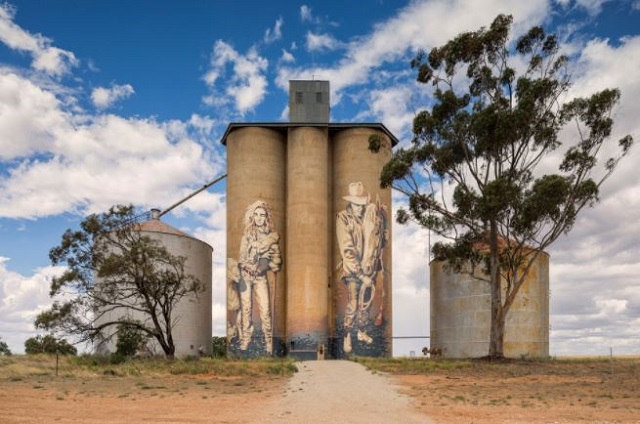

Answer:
[430,251,549,358]
[225,127,287,357]
[332,127,393,358]
[286,126,331,356]
[95,211,213,357]
[222,80,398,359]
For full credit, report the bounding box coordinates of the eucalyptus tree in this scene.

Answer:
[36,205,203,359]
[371,14,633,358]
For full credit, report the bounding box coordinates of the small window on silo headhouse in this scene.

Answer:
[295,92,303,104]
[316,92,323,103]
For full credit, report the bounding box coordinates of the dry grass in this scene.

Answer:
[0,353,298,379]
[358,356,640,423]
[0,354,296,423]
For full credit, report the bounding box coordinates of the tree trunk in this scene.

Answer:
[488,220,505,359]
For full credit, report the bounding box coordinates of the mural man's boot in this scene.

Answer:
[357,329,373,345]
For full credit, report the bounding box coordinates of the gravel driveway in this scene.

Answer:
[261,360,432,423]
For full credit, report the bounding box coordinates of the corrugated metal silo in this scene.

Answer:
[95,212,213,357]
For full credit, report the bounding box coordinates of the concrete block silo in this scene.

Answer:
[430,251,549,358]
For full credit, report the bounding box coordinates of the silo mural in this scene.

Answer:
[335,182,389,356]
[225,126,286,358]
[222,81,397,358]
[234,201,282,355]
[332,127,393,358]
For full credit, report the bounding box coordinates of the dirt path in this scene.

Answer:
[260,360,432,423]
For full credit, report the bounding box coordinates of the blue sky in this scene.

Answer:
[0,0,639,356]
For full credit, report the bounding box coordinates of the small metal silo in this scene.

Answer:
[94,210,212,357]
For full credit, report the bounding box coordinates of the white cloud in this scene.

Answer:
[0,4,78,76]
[574,0,611,15]
[305,31,343,52]
[264,17,283,44]
[203,41,269,115]
[0,71,220,218]
[0,257,64,354]
[366,86,415,138]
[531,34,640,355]
[278,0,550,106]
[300,5,313,22]
[280,49,295,64]
[91,83,135,109]
[0,71,70,160]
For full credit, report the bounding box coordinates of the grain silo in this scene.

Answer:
[225,127,287,357]
[222,80,397,359]
[430,251,549,358]
[94,210,213,357]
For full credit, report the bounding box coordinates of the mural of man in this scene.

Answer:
[236,200,281,355]
[336,182,387,354]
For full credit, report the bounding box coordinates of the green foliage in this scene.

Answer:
[35,204,204,359]
[115,324,148,357]
[211,336,227,358]
[24,335,77,355]
[0,337,11,356]
[371,14,633,358]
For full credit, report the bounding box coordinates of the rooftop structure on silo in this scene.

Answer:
[288,80,330,123]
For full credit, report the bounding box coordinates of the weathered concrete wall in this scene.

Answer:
[430,253,549,358]
[332,128,393,358]
[286,127,331,357]
[226,127,287,357]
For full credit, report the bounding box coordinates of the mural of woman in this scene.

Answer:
[236,200,282,355]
